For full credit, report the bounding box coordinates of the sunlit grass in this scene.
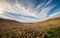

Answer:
[0,18,60,38]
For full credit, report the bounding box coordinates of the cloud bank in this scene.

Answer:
[0,0,60,23]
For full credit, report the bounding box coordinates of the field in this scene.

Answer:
[0,18,60,38]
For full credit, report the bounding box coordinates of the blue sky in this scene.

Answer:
[0,0,60,23]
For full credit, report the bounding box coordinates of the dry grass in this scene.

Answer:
[0,18,60,38]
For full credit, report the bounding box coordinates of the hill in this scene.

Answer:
[0,18,60,38]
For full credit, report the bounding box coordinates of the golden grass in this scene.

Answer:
[0,18,60,38]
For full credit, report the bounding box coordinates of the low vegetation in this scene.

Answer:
[0,18,60,38]
[45,27,60,38]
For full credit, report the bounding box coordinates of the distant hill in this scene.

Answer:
[0,18,60,38]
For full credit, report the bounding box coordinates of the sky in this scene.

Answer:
[0,0,60,23]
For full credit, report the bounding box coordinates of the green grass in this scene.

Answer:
[44,27,60,38]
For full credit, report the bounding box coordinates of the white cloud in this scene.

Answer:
[36,0,46,10]
[36,5,56,18]
[49,11,60,18]
[0,0,59,23]
[0,0,37,17]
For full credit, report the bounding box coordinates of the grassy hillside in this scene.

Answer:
[0,18,60,38]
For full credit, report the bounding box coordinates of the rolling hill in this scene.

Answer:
[0,18,60,38]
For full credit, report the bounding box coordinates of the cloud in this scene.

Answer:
[36,0,46,10]
[6,12,40,23]
[49,10,60,18]
[36,0,52,9]
[43,0,52,8]
[0,0,60,23]
[0,0,36,16]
